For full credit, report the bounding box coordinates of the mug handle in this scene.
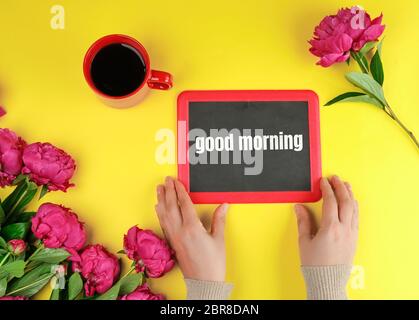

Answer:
[147,70,173,90]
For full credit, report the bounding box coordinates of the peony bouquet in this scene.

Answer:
[309,6,418,150]
[0,128,175,300]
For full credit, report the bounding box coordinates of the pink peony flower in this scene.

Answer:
[0,128,26,187]
[72,244,120,297]
[31,203,86,259]
[309,6,385,67]
[123,226,175,278]
[0,107,6,117]
[7,239,26,255]
[22,142,76,192]
[119,283,165,300]
[0,296,28,300]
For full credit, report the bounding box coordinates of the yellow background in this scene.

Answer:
[0,0,418,299]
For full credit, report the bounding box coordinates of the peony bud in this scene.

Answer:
[7,239,26,255]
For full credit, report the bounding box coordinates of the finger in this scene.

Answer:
[155,185,169,231]
[155,185,171,229]
[320,177,339,226]
[155,185,166,221]
[294,204,316,241]
[211,203,229,241]
[344,181,354,200]
[174,179,200,226]
[330,175,353,225]
[156,184,166,208]
[164,176,183,227]
[352,200,359,232]
[155,202,174,248]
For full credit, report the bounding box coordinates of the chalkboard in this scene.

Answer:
[177,90,321,204]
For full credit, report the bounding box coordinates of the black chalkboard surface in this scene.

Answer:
[177,90,321,204]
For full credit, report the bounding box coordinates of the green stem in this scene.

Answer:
[27,246,43,261]
[351,51,369,74]
[383,104,419,150]
[120,266,136,280]
[0,253,11,267]
[348,49,418,151]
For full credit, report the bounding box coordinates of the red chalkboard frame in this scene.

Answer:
[177,90,322,204]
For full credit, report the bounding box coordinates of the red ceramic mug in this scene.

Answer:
[83,34,173,108]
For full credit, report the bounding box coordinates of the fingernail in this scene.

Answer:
[221,203,229,214]
[165,176,172,185]
[333,175,340,181]
[156,185,162,194]
[294,204,301,215]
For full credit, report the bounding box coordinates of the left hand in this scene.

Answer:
[155,177,229,282]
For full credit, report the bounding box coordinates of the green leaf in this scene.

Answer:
[0,237,7,249]
[377,38,384,55]
[0,260,25,279]
[370,46,384,86]
[0,277,7,296]
[96,282,121,300]
[0,200,5,224]
[117,250,125,254]
[68,272,83,300]
[359,41,378,55]
[16,252,26,261]
[49,274,66,300]
[7,263,54,297]
[39,185,49,200]
[8,188,37,218]
[325,92,366,106]
[345,72,386,106]
[50,287,61,300]
[119,273,143,295]
[1,223,29,241]
[27,182,37,191]
[14,212,36,223]
[12,174,27,186]
[30,248,70,264]
[344,94,385,109]
[2,181,27,213]
[10,274,52,297]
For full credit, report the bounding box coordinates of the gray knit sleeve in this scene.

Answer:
[301,265,352,300]
[184,278,233,300]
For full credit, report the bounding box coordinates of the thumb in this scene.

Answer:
[294,204,315,241]
[211,203,229,240]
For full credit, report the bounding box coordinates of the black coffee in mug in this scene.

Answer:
[90,43,146,97]
[84,34,173,108]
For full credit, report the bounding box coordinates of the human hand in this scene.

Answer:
[155,177,229,282]
[294,175,359,266]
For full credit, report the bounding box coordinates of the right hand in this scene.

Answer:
[294,175,359,266]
